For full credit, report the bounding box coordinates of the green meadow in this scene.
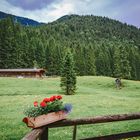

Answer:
[0,76,140,140]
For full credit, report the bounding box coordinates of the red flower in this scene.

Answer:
[22,117,28,123]
[34,101,38,107]
[43,98,50,103]
[57,95,62,100]
[50,96,56,102]
[40,101,47,107]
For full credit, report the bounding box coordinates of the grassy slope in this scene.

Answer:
[0,76,140,140]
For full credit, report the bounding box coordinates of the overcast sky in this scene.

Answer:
[0,0,140,27]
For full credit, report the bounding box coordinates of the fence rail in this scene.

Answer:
[22,112,140,140]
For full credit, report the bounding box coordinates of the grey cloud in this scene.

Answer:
[6,0,57,10]
[0,0,140,27]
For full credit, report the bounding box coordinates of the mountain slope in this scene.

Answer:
[0,14,140,80]
[0,11,43,26]
[51,15,140,44]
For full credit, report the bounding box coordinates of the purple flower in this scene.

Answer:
[64,104,72,113]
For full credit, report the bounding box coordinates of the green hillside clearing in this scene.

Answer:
[0,76,140,139]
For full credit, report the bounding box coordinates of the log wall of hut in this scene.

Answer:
[0,69,45,78]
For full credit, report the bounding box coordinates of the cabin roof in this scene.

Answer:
[0,69,45,72]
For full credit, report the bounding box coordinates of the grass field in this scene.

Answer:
[0,76,140,140]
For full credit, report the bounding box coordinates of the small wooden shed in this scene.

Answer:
[0,69,45,78]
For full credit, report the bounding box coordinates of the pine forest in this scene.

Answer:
[0,15,140,80]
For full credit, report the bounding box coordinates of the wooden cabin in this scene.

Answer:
[0,69,45,78]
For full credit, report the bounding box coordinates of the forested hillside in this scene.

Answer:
[0,15,140,80]
[0,11,42,26]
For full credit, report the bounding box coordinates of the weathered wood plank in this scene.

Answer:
[48,112,140,128]
[21,127,46,140]
[80,131,140,140]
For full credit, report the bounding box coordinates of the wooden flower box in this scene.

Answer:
[23,111,67,128]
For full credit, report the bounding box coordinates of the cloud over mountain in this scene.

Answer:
[0,0,140,27]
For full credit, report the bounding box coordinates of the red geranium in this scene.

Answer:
[23,95,72,118]
[40,101,47,107]
[50,96,56,102]
[43,98,50,103]
[57,95,62,100]
[34,101,38,107]
[22,117,28,123]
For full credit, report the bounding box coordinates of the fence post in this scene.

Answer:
[39,127,48,140]
[73,125,77,140]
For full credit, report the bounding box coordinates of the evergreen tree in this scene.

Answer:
[113,46,122,78]
[84,45,96,75]
[20,32,31,68]
[34,39,45,68]
[0,17,18,68]
[113,45,131,79]
[120,46,131,79]
[45,38,57,75]
[96,50,107,75]
[74,43,86,75]
[60,50,76,95]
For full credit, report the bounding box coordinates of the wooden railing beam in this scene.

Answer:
[21,127,46,140]
[22,112,140,140]
[80,131,140,140]
[48,113,140,128]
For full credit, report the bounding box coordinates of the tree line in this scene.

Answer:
[0,15,140,80]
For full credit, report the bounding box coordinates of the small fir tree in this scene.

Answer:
[60,50,76,95]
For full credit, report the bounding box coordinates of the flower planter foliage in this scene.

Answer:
[23,95,72,128]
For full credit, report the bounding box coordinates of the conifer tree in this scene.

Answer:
[45,38,57,75]
[0,17,18,68]
[84,45,96,75]
[120,45,131,79]
[34,39,45,68]
[113,46,121,78]
[113,45,131,79]
[60,50,76,95]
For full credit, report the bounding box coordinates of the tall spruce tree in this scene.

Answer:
[0,17,17,68]
[84,45,96,75]
[60,50,76,95]
[113,45,131,79]
[34,39,45,68]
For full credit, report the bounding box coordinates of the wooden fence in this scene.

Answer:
[22,112,140,140]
